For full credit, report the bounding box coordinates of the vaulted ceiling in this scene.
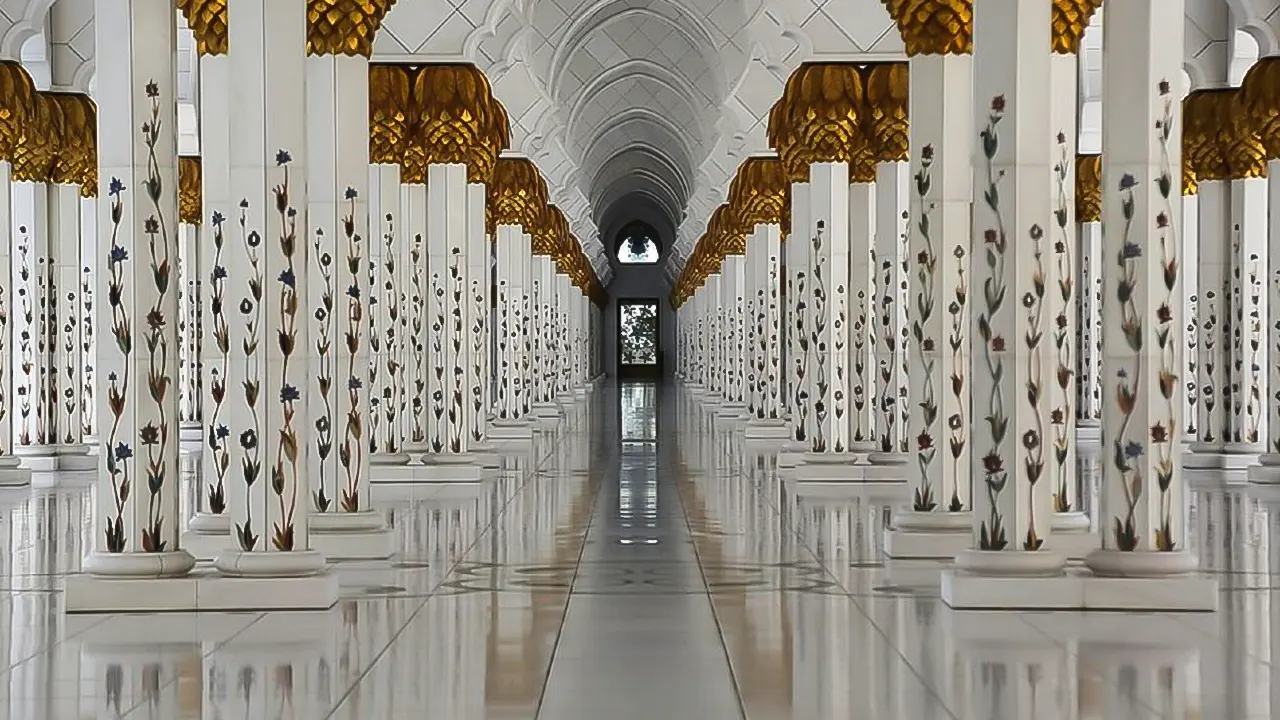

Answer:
[5,0,1280,286]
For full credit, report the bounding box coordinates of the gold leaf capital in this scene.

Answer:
[880,0,972,56]
[307,0,398,58]
[176,0,229,56]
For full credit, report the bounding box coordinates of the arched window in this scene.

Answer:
[614,222,662,265]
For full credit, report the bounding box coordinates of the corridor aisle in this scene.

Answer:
[0,381,1270,717]
[535,382,742,718]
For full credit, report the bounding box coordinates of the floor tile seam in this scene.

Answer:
[730,461,965,720]
[118,611,271,718]
[670,464,750,720]
[324,412,593,719]
[531,435,609,720]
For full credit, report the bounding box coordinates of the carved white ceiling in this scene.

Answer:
[5,0,1280,283]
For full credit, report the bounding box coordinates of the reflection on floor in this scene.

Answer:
[0,381,1275,717]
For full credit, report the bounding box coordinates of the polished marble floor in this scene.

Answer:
[0,381,1277,717]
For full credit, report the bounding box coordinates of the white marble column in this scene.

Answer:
[213,0,323,576]
[805,163,852,455]
[46,179,90,464]
[84,0,194,576]
[905,55,973,514]
[494,224,522,421]
[401,180,429,453]
[872,160,908,457]
[1085,0,1195,576]
[1048,51,1090,546]
[305,45,389,556]
[721,251,747,410]
[756,224,785,424]
[424,163,471,455]
[848,180,875,451]
[1245,56,1280,483]
[0,62,32,485]
[189,51,232,554]
[368,163,410,464]
[1075,154,1103,429]
[464,182,489,446]
[959,0,1059,572]
[518,231,533,416]
[883,50,976,559]
[12,156,52,456]
[787,182,811,444]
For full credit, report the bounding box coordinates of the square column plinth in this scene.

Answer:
[941,568,1217,611]
[64,568,340,613]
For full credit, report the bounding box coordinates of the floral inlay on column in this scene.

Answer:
[103,178,132,553]
[340,189,365,512]
[410,232,426,443]
[139,80,175,553]
[1050,133,1075,512]
[975,97,1010,551]
[910,145,940,511]
[1150,79,1181,551]
[17,235,32,445]
[448,247,465,452]
[810,223,830,452]
[269,151,301,551]
[311,227,334,511]
[381,217,400,454]
[206,212,230,515]
[236,198,264,552]
[82,265,94,438]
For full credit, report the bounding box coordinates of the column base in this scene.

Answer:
[213,548,327,577]
[310,511,393,560]
[65,566,339,614]
[371,455,484,485]
[883,510,972,559]
[182,511,231,561]
[14,443,97,472]
[1184,442,1262,470]
[1075,420,1102,444]
[83,549,197,578]
[370,452,413,467]
[1249,454,1280,484]
[0,456,31,487]
[489,419,534,442]
[1049,511,1096,560]
[783,453,875,481]
[463,441,505,469]
[942,566,1216,611]
[743,418,789,441]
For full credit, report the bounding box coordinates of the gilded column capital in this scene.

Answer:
[880,0,972,56]
[533,204,568,256]
[1242,56,1280,162]
[863,62,909,164]
[12,92,62,184]
[1074,153,1101,222]
[178,156,203,225]
[1183,87,1267,181]
[1051,0,1102,54]
[708,204,744,257]
[1221,88,1268,179]
[409,64,511,184]
[307,0,397,57]
[0,61,36,164]
[48,93,98,196]
[767,100,807,182]
[487,156,548,236]
[369,64,412,166]
[727,156,790,237]
[1182,89,1226,182]
[176,0,229,56]
[778,64,867,169]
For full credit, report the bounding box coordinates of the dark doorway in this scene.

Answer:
[617,299,661,380]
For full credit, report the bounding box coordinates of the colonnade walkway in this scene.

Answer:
[0,381,1271,717]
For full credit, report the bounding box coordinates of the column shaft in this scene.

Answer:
[807,163,851,453]
[306,54,371,510]
[1091,0,1188,562]
[217,0,317,565]
[199,53,231,519]
[848,181,875,448]
[425,164,469,454]
[48,183,84,447]
[873,161,907,453]
[907,54,973,512]
[788,182,811,442]
[968,0,1054,554]
[88,0,191,570]
[464,183,487,444]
